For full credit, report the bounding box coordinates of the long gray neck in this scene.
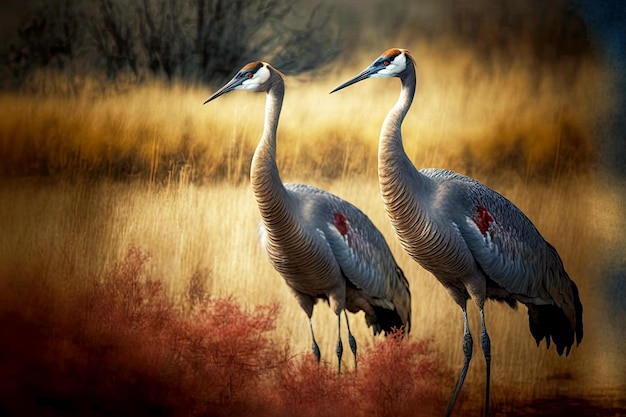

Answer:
[378,59,436,237]
[250,71,294,229]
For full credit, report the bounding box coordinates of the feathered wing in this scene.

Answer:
[452,176,582,354]
[287,183,411,334]
[328,203,412,336]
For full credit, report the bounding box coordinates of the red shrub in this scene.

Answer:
[0,247,286,416]
[0,246,455,417]
[267,331,453,417]
[354,331,451,417]
[270,355,354,417]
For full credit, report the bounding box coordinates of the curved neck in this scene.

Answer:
[378,62,416,170]
[378,58,436,229]
[250,71,292,226]
[261,79,283,154]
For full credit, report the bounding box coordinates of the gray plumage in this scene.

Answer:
[331,48,583,416]
[204,61,411,373]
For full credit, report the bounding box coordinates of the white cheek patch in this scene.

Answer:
[241,65,271,90]
[374,52,407,77]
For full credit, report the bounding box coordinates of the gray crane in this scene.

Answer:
[204,61,412,373]
[330,48,583,415]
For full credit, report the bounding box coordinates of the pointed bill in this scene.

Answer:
[329,64,382,94]
[203,73,245,104]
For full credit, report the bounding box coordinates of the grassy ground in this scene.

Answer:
[0,40,624,415]
[0,175,624,416]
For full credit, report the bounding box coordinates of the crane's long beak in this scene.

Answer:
[329,65,380,94]
[203,74,244,104]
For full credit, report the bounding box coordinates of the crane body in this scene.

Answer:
[204,61,411,373]
[330,48,583,415]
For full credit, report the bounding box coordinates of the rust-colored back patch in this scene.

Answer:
[473,206,494,235]
[333,212,349,236]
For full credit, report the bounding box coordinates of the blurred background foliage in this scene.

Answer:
[0,0,623,183]
[0,0,596,88]
[0,0,340,89]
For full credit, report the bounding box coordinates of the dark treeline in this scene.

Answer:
[0,0,340,89]
[0,0,598,93]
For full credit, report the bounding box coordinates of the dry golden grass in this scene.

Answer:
[0,40,624,414]
[0,174,624,413]
[0,42,607,184]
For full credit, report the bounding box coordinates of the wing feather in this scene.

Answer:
[324,201,397,300]
[286,183,401,301]
[448,175,563,303]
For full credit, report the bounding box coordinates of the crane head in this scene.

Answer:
[329,48,410,94]
[203,61,271,104]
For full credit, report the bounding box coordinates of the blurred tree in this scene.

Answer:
[194,0,338,84]
[2,0,80,82]
[0,0,340,89]
[349,0,591,65]
[88,0,139,78]
[136,0,190,81]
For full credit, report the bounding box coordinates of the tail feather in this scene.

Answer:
[367,305,410,337]
[527,281,583,356]
[349,264,411,338]
[572,280,584,345]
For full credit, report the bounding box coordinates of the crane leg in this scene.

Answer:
[344,310,357,370]
[309,318,321,363]
[445,306,473,417]
[480,308,491,417]
[336,312,344,374]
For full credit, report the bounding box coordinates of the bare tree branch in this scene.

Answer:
[1,0,342,88]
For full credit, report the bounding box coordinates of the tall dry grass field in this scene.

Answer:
[0,44,603,183]
[1,42,624,415]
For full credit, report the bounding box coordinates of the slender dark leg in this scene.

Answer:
[445,306,473,417]
[309,318,321,363]
[344,310,357,370]
[336,312,344,374]
[480,308,491,417]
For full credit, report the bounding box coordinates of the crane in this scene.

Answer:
[204,61,412,373]
[330,48,583,415]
